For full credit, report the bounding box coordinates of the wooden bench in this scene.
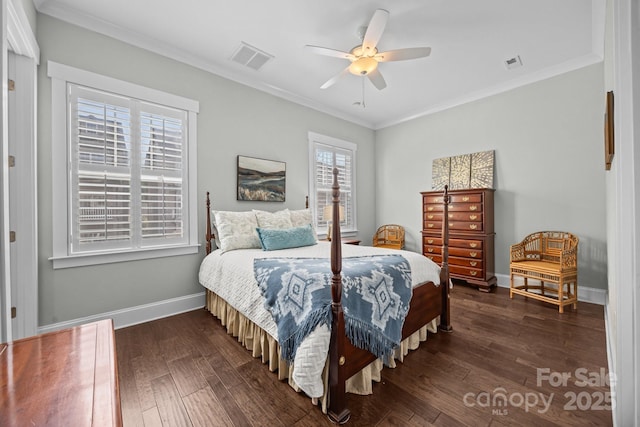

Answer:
[509,231,579,313]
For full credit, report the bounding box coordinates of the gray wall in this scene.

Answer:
[36,14,375,326]
[17,0,36,36]
[375,63,607,290]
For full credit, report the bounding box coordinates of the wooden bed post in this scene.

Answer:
[205,192,212,255]
[439,185,453,332]
[327,168,350,424]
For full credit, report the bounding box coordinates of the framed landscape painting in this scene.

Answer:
[237,155,286,202]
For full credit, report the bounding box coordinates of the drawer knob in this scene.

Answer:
[470,205,478,211]
[427,207,434,211]
[428,223,434,228]
[469,243,477,248]
[470,252,478,258]
[470,261,477,267]
[469,215,478,220]
[469,224,478,230]
[448,213,453,219]
[427,214,434,219]
[462,196,470,202]
[470,271,478,276]
[427,239,434,244]
[427,248,434,253]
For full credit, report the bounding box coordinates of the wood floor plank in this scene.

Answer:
[182,388,235,427]
[204,371,254,427]
[116,357,145,426]
[150,374,192,427]
[131,355,167,412]
[225,380,286,427]
[235,358,310,423]
[141,407,163,427]
[166,355,209,397]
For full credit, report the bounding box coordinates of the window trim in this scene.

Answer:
[307,131,358,238]
[48,61,199,268]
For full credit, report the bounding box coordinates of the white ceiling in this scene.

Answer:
[34,0,605,130]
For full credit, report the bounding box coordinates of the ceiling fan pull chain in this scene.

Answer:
[362,76,366,108]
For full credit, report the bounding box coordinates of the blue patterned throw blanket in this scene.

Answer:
[254,254,412,364]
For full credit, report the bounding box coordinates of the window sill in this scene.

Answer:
[318,230,358,241]
[49,244,201,269]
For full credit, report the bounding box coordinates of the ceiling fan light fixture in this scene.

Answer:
[349,56,378,75]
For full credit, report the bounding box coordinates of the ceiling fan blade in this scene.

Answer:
[320,66,351,89]
[375,47,432,62]
[362,9,389,54]
[305,45,355,60]
[367,68,387,90]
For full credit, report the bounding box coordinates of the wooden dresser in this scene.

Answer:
[422,188,497,292]
[0,319,122,426]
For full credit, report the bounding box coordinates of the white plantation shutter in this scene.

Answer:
[139,106,186,242]
[308,133,357,235]
[68,84,188,254]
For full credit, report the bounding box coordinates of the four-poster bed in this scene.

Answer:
[200,168,451,423]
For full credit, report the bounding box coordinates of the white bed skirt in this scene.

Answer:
[205,289,438,413]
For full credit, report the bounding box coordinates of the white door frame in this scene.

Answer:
[611,0,639,425]
[0,0,39,341]
[8,51,38,339]
[0,0,11,343]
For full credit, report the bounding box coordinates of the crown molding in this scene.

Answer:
[35,2,373,129]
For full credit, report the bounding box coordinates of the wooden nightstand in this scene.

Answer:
[343,239,361,245]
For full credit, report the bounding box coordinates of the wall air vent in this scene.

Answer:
[504,55,523,70]
[230,42,274,71]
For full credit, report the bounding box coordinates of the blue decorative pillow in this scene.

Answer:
[256,224,318,251]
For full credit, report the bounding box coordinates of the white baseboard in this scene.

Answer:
[38,292,206,334]
[495,273,607,305]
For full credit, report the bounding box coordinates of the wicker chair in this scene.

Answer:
[372,224,405,250]
[509,231,579,313]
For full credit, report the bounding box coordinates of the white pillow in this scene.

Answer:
[212,210,261,253]
[253,209,293,229]
[289,209,317,241]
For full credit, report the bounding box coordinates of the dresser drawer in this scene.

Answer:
[450,264,484,278]
[424,203,443,213]
[450,247,483,259]
[448,203,482,213]
[450,238,483,249]
[423,245,441,255]
[424,221,442,230]
[447,212,483,222]
[423,236,484,249]
[449,221,483,232]
[425,220,483,232]
[424,212,444,221]
[424,254,443,264]
[451,194,482,204]
[450,256,483,269]
[423,193,483,204]
[423,236,442,246]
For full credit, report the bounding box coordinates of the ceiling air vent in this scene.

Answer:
[504,55,523,70]
[231,42,274,71]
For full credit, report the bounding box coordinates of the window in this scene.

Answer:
[308,132,357,237]
[48,61,199,268]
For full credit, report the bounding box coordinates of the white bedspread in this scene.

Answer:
[198,241,441,397]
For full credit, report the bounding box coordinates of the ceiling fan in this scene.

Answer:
[305,9,431,91]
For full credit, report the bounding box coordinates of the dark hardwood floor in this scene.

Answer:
[115,285,612,426]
